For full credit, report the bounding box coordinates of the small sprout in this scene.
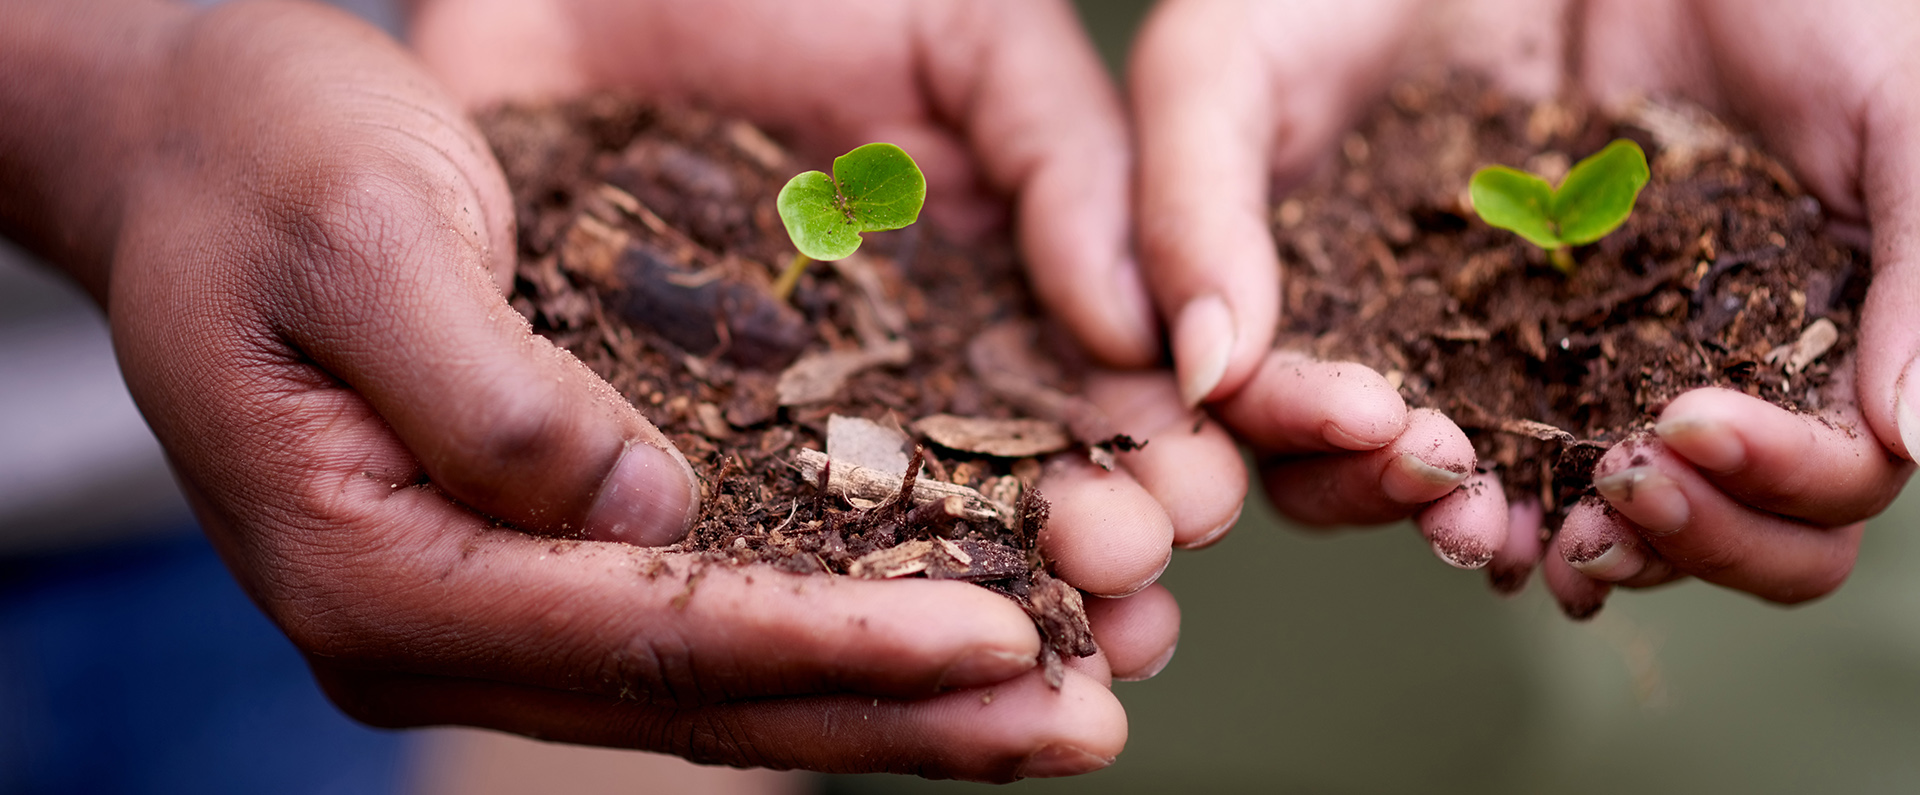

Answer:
[1468,139,1650,273]
[772,142,926,300]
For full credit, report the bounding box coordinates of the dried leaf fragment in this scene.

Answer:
[914,414,1072,458]
[826,414,912,473]
[776,340,913,406]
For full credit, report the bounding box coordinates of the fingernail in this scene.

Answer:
[1016,744,1114,779]
[1429,535,1494,569]
[585,442,698,546]
[1177,503,1242,550]
[1116,642,1178,682]
[937,647,1036,690]
[1655,414,1745,473]
[1592,466,1689,535]
[1565,541,1646,582]
[1114,549,1175,597]
[1899,357,1920,462]
[1174,295,1234,407]
[1112,256,1160,356]
[1383,453,1469,504]
[1324,420,1391,451]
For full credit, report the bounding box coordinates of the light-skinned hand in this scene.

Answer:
[1130,0,1915,614]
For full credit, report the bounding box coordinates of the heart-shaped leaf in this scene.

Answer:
[1551,139,1650,245]
[777,143,926,261]
[1468,139,1649,256]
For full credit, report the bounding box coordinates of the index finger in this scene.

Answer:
[1130,0,1421,405]
[911,0,1158,368]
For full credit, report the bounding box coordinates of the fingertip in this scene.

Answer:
[1557,499,1651,583]
[1655,392,1749,474]
[1487,498,1544,596]
[1084,584,1181,682]
[1173,294,1237,406]
[1414,471,1506,569]
[1040,458,1177,597]
[1380,410,1474,505]
[583,440,700,546]
[1542,550,1611,621]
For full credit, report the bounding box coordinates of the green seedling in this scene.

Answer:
[772,142,926,300]
[1468,139,1650,273]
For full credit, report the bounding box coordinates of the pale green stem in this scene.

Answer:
[771,251,811,302]
[1549,246,1575,275]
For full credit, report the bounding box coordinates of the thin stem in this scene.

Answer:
[771,251,811,302]
[1549,246,1575,275]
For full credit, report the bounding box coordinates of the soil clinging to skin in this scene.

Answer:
[477,98,1113,685]
[1272,71,1869,515]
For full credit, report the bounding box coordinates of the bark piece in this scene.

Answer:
[792,449,1014,527]
[848,539,934,579]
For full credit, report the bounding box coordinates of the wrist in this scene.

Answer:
[0,0,188,299]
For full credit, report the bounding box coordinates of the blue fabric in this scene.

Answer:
[0,530,408,795]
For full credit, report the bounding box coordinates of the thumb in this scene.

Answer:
[115,1,698,546]
[1856,62,1920,464]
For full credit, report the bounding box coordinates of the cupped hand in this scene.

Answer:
[0,0,1241,781]
[1131,0,1918,612]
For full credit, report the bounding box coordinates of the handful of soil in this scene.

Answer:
[1272,71,1867,515]
[478,98,1135,686]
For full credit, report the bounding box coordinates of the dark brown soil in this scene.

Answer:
[1273,71,1868,515]
[477,98,1111,685]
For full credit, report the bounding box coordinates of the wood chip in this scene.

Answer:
[558,215,629,288]
[1766,318,1840,375]
[776,340,912,406]
[913,414,1072,458]
[849,540,933,579]
[792,448,1015,527]
[724,119,788,171]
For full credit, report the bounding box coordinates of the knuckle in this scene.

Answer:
[600,632,711,706]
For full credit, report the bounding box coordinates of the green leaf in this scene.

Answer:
[1466,138,1651,259]
[1469,166,1562,249]
[832,143,926,232]
[1551,139,1649,245]
[776,142,926,261]
[777,170,862,260]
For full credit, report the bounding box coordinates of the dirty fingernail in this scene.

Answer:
[1174,294,1234,407]
[1655,414,1745,473]
[1593,466,1688,535]
[1016,744,1114,779]
[585,442,699,546]
[1384,453,1469,503]
[938,647,1036,690]
[1565,541,1646,582]
[1430,535,1495,569]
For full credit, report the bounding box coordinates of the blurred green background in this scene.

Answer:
[827,2,1920,792]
